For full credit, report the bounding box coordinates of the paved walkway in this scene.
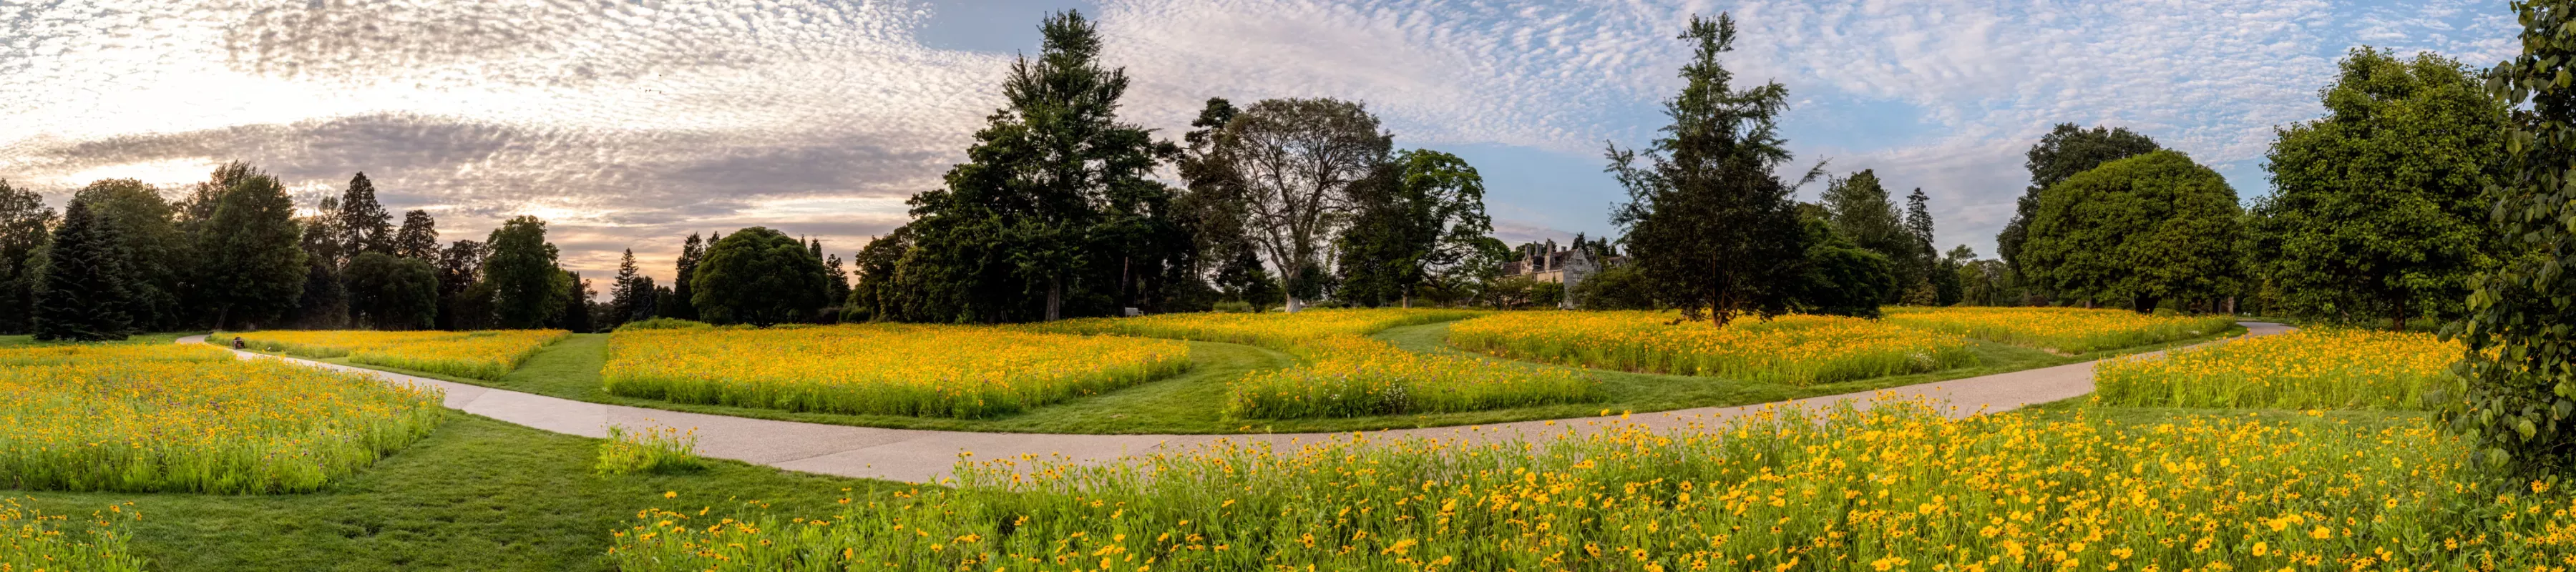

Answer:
[182,322,2290,484]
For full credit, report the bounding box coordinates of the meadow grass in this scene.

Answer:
[2096,327,2462,410]
[601,323,1192,418]
[0,344,444,493]
[217,330,569,380]
[608,399,2576,571]
[1883,306,2236,353]
[595,425,708,475]
[1448,310,1979,385]
[1039,309,1601,419]
[1,497,145,572]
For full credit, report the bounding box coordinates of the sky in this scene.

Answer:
[0,0,2520,284]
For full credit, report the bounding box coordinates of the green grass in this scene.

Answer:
[13,413,896,571]
[287,320,2248,435]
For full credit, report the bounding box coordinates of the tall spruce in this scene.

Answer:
[1901,187,1940,305]
[337,172,395,257]
[2450,0,2576,475]
[0,179,57,334]
[610,249,650,324]
[192,165,307,330]
[72,179,183,330]
[479,216,570,328]
[1606,13,1814,327]
[392,209,439,260]
[32,199,134,341]
[896,9,1180,322]
[669,233,703,320]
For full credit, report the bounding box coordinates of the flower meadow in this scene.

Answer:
[1036,309,1599,418]
[0,344,445,493]
[596,424,709,475]
[2097,328,2463,410]
[609,400,2576,571]
[1,498,145,572]
[1448,311,1978,385]
[602,324,1192,418]
[1883,307,2235,354]
[219,329,570,380]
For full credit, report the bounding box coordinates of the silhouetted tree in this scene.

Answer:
[69,179,181,330]
[32,199,133,341]
[346,251,437,330]
[479,216,570,328]
[0,179,51,334]
[192,165,307,330]
[668,233,704,320]
[693,227,829,326]
[337,172,394,257]
[392,209,439,260]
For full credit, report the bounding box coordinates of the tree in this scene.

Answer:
[68,179,182,330]
[291,196,350,329]
[893,10,1182,322]
[845,229,910,322]
[1902,188,1943,305]
[337,172,395,257]
[2450,0,2576,475]
[1214,98,1392,312]
[556,270,593,332]
[609,249,653,325]
[1792,214,1897,317]
[2253,48,2507,330]
[345,251,437,330]
[0,179,51,334]
[1606,14,1814,327]
[691,227,829,326]
[2019,151,2245,312]
[1335,149,1496,307]
[479,215,570,329]
[1997,124,2162,278]
[823,252,851,309]
[669,233,704,320]
[31,199,135,341]
[1820,170,1916,302]
[192,165,308,330]
[392,209,439,260]
[435,240,486,330]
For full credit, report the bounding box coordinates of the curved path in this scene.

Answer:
[182,322,2291,483]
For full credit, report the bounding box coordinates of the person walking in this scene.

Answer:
[231,335,245,350]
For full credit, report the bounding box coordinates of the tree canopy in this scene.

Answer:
[2020,150,2245,312]
[2253,48,2507,330]
[480,215,569,329]
[692,227,829,326]
[1334,149,1496,307]
[1213,97,1392,312]
[31,199,134,341]
[0,179,49,334]
[190,163,307,330]
[68,179,181,330]
[2451,0,2576,475]
[346,251,438,330]
[1997,124,2162,277]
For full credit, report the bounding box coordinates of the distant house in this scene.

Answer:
[1501,242,1623,309]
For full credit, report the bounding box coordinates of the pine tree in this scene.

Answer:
[0,179,56,334]
[72,179,183,331]
[669,233,703,320]
[32,200,133,341]
[610,249,647,325]
[824,252,851,307]
[392,209,439,260]
[337,172,395,257]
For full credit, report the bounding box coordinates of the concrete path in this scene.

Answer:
[180,322,2290,484]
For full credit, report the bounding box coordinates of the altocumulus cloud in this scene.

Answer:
[0,0,2516,280]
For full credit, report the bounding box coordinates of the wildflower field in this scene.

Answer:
[220,329,570,380]
[610,400,2576,571]
[2097,328,2463,410]
[602,323,1192,418]
[1883,307,2235,353]
[1037,309,1599,418]
[1447,311,1978,385]
[2,498,145,572]
[0,344,444,493]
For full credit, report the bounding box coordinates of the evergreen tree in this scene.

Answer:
[337,172,395,257]
[32,199,133,341]
[1791,213,1896,318]
[1606,14,1815,327]
[72,179,184,330]
[555,270,593,332]
[345,251,438,330]
[609,249,649,326]
[291,197,349,328]
[823,252,851,308]
[692,227,829,326]
[0,179,57,334]
[392,209,439,260]
[193,166,308,330]
[479,216,570,329]
[1901,188,1940,305]
[668,233,703,320]
[1820,170,1917,302]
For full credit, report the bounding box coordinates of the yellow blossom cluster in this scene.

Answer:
[1883,307,2235,353]
[0,344,444,493]
[219,330,570,380]
[1448,311,1979,385]
[1,498,143,572]
[2097,328,2462,410]
[1036,309,1599,418]
[602,323,1191,418]
[610,400,2576,570]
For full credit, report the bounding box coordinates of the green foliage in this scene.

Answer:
[344,252,439,330]
[614,317,710,332]
[1568,262,1657,310]
[2021,150,2245,312]
[668,233,703,321]
[480,216,570,329]
[691,227,829,326]
[391,209,439,261]
[291,199,350,330]
[336,172,395,257]
[1998,124,2162,277]
[1820,170,1913,298]
[187,163,306,330]
[0,179,51,335]
[1212,98,1395,312]
[2255,48,2507,330]
[2452,0,2576,475]
[32,200,135,341]
[1335,150,1495,307]
[434,240,486,330]
[1606,13,1813,327]
[609,249,656,327]
[593,425,707,475]
[69,179,182,330]
[1793,215,1897,317]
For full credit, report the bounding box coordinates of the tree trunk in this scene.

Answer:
[1045,278,1063,322]
[2391,300,2408,332]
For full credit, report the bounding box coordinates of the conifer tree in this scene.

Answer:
[73,179,184,330]
[668,233,704,320]
[610,249,649,325]
[32,200,133,341]
[392,209,439,260]
[0,179,56,334]
[337,172,395,257]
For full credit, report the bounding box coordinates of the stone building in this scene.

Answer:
[1501,242,1618,309]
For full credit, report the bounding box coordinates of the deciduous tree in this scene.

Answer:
[1215,98,1391,312]
[691,227,829,326]
[2450,0,2576,475]
[479,216,570,329]
[392,209,439,260]
[337,172,394,257]
[0,179,51,334]
[1997,124,2161,282]
[345,251,437,330]
[192,164,307,330]
[2020,151,2244,312]
[1335,149,1495,307]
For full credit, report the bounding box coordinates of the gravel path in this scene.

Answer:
[180,322,2290,483]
